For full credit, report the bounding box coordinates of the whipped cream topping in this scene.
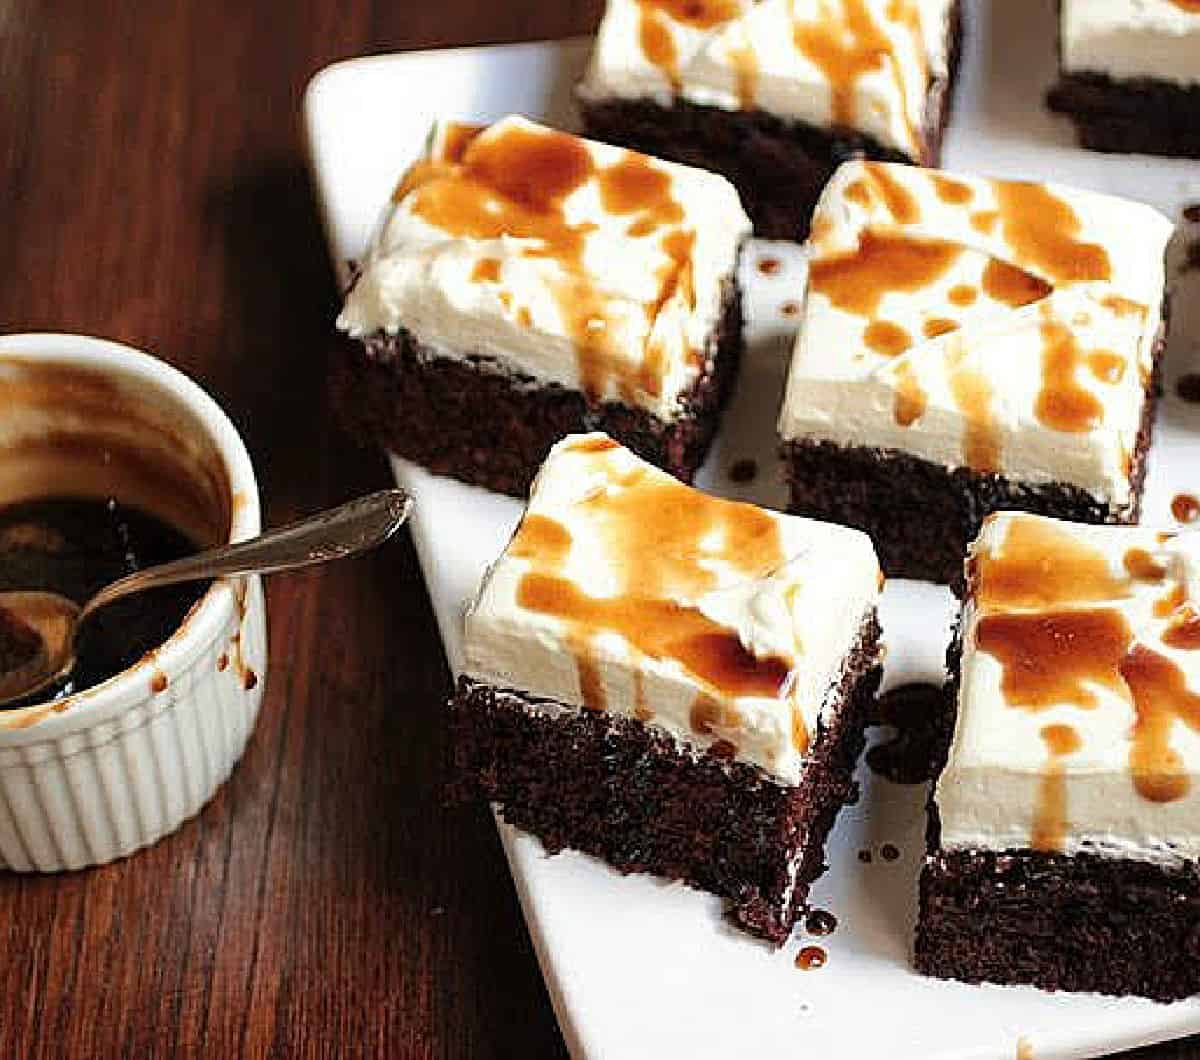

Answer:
[579,0,956,157]
[1062,0,1200,88]
[463,433,882,785]
[937,512,1200,864]
[778,161,1173,506]
[338,117,750,421]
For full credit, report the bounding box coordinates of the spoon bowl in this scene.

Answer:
[0,488,411,708]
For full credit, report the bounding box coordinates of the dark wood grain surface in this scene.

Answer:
[0,2,1194,1057]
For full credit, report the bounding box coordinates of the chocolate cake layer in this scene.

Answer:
[916,846,1200,1001]
[333,275,742,498]
[783,333,1164,584]
[579,0,963,240]
[1048,72,1200,160]
[449,612,883,944]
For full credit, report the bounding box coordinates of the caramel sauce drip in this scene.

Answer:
[845,180,871,207]
[892,360,927,426]
[864,319,911,356]
[931,175,973,205]
[791,703,809,754]
[948,284,977,307]
[793,1,922,148]
[1172,493,1200,524]
[639,10,681,88]
[980,258,1052,308]
[1087,351,1125,384]
[1035,316,1104,434]
[949,362,1000,472]
[1123,547,1167,582]
[976,608,1133,710]
[1121,645,1200,802]
[794,945,827,970]
[1164,607,1200,651]
[633,670,652,721]
[571,436,620,454]
[974,517,1132,610]
[1100,294,1146,319]
[574,643,608,712]
[992,181,1111,285]
[509,514,573,569]
[1168,0,1200,10]
[809,231,960,317]
[519,573,792,698]
[1156,583,1187,619]
[470,257,501,284]
[441,123,484,163]
[404,124,691,403]
[1032,723,1081,852]
[970,210,997,235]
[923,317,958,339]
[729,39,758,109]
[862,162,920,224]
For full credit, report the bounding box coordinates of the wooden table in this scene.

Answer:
[0,2,1193,1056]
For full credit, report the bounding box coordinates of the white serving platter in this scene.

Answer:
[304,5,1200,1056]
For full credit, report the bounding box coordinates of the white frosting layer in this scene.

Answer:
[579,0,955,157]
[938,513,1200,865]
[337,117,751,421]
[778,161,1173,507]
[1062,0,1200,87]
[463,434,882,785]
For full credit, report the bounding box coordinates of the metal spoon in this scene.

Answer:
[0,488,412,707]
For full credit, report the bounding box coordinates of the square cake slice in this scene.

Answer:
[449,433,884,943]
[335,116,751,497]
[578,0,963,239]
[1048,0,1200,159]
[917,512,1200,1000]
[778,160,1174,583]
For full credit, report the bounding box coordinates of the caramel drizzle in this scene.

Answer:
[511,443,799,753]
[636,0,742,89]
[949,361,1000,472]
[974,524,1200,820]
[992,181,1111,285]
[792,0,925,151]
[399,123,695,403]
[1035,314,1105,435]
[1032,723,1081,852]
[809,231,960,317]
[892,360,926,426]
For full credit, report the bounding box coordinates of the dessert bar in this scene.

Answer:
[778,160,1173,582]
[449,433,884,943]
[579,0,963,238]
[917,512,1200,1000]
[337,116,751,496]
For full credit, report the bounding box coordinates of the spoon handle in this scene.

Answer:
[80,489,412,623]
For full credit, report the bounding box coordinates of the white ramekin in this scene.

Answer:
[0,333,267,872]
